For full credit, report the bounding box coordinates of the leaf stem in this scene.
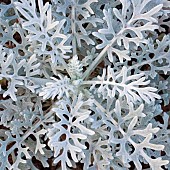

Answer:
[82,80,126,88]
[71,3,77,56]
[82,29,125,80]
[7,110,54,154]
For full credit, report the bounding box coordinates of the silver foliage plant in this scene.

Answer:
[0,0,170,169]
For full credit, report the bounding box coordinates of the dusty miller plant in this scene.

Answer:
[0,0,170,169]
